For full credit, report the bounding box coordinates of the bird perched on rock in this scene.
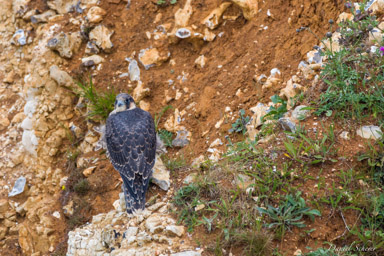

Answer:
[106,93,156,214]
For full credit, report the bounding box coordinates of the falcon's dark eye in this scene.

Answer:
[125,98,129,104]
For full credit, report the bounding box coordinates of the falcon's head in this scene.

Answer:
[114,93,136,112]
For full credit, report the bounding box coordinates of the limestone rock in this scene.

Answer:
[47,32,82,58]
[357,126,382,140]
[126,58,141,82]
[11,112,26,124]
[368,0,384,15]
[231,0,259,20]
[132,81,150,101]
[19,224,34,255]
[83,166,96,177]
[337,12,353,23]
[279,77,304,108]
[49,65,75,89]
[89,25,114,53]
[81,54,105,66]
[145,215,163,234]
[340,131,350,140]
[194,55,206,68]
[11,29,28,46]
[291,105,310,121]
[138,48,170,70]
[31,10,56,23]
[151,156,170,191]
[202,2,232,29]
[321,32,341,52]
[87,6,106,23]
[278,117,296,133]
[0,117,10,130]
[164,109,183,132]
[0,199,9,213]
[165,225,185,237]
[172,129,190,148]
[47,0,78,14]
[174,0,193,27]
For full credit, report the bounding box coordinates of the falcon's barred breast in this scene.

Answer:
[106,93,156,213]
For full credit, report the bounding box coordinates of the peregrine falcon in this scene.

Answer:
[106,93,156,214]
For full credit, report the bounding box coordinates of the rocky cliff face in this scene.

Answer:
[1,0,370,255]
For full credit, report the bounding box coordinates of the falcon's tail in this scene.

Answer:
[121,175,150,214]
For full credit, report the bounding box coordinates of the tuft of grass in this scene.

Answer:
[75,77,116,121]
[161,154,186,172]
[158,129,174,148]
[74,178,90,195]
[223,229,273,256]
[256,191,321,239]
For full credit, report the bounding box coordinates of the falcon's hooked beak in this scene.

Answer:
[116,100,125,108]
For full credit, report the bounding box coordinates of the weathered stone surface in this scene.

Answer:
[49,65,75,88]
[172,129,190,148]
[357,126,382,140]
[89,25,114,52]
[138,48,170,70]
[194,55,206,68]
[87,6,106,23]
[279,117,296,132]
[81,54,105,66]
[0,117,10,130]
[279,76,304,108]
[368,0,384,15]
[151,156,170,191]
[0,199,9,213]
[132,81,150,101]
[202,2,232,29]
[83,166,96,177]
[47,0,78,14]
[291,105,310,121]
[174,0,193,27]
[31,10,56,23]
[165,225,185,237]
[231,0,259,20]
[47,32,82,58]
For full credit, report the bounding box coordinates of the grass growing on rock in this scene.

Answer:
[309,3,384,124]
[75,77,116,121]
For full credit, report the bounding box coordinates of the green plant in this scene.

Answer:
[154,105,173,131]
[229,109,250,135]
[74,178,90,195]
[161,154,186,172]
[75,78,116,121]
[156,0,177,6]
[309,4,384,124]
[257,191,321,239]
[262,95,288,121]
[358,138,384,185]
[157,129,174,147]
[283,124,337,164]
